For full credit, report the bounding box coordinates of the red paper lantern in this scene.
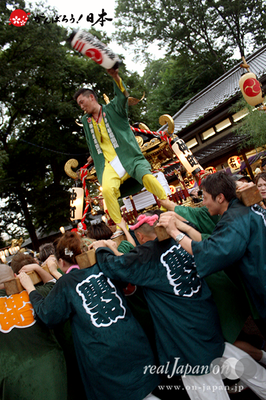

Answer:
[205,166,216,174]
[228,156,241,172]
[169,185,176,194]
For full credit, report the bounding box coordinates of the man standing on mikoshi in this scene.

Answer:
[74,68,167,232]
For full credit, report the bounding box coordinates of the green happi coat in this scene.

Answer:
[96,238,225,375]
[117,240,157,353]
[0,283,67,400]
[174,205,220,240]
[174,204,249,343]
[192,199,266,320]
[81,80,152,185]
[29,266,160,400]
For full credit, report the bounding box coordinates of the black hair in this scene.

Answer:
[73,88,98,102]
[38,243,56,263]
[87,222,113,240]
[200,172,236,202]
[145,209,164,217]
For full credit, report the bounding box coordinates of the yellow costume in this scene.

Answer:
[92,117,166,223]
[83,78,167,224]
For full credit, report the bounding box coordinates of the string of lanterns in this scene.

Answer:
[0,246,20,263]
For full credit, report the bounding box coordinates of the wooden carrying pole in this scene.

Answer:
[76,249,97,269]
[76,235,126,269]
[236,185,262,207]
[4,265,50,295]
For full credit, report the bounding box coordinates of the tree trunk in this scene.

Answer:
[17,192,40,250]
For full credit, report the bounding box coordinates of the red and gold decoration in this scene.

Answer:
[132,114,203,176]
[195,170,212,186]
[169,185,176,194]
[205,166,217,174]
[65,114,204,226]
[131,126,172,147]
[65,159,104,228]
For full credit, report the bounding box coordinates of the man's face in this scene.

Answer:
[76,94,93,114]
[202,190,222,216]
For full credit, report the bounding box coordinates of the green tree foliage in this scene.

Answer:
[206,0,266,57]
[0,0,143,248]
[0,1,88,248]
[114,0,266,64]
[114,0,266,129]
[230,97,266,149]
[141,54,228,131]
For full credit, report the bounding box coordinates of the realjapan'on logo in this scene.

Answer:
[144,356,259,380]
[211,356,258,380]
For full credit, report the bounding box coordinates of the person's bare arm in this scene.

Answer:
[236,181,255,191]
[157,213,193,255]
[159,199,190,223]
[43,255,62,280]
[158,198,176,211]
[19,263,55,283]
[106,68,129,97]
[89,240,109,250]
[105,240,123,256]
[106,67,120,84]
[165,211,202,241]
[258,201,266,209]
[175,220,201,241]
[117,218,136,247]
[87,156,93,165]
[89,240,123,256]
[18,272,36,294]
